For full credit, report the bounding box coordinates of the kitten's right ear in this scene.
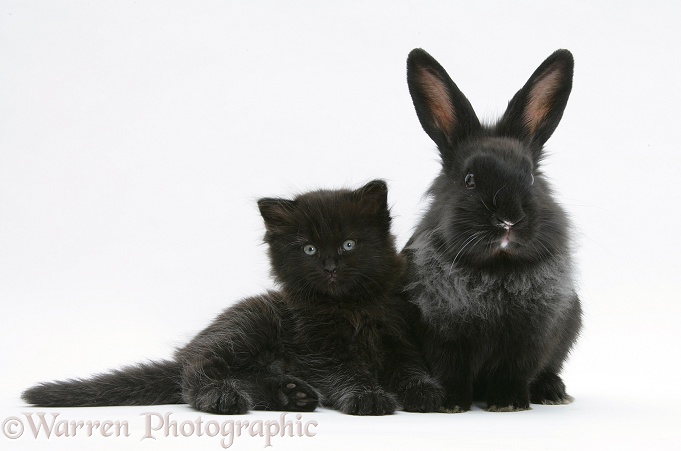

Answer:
[355,179,388,205]
[257,198,297,230]
[353,179,389,218]
[407,48,481,160]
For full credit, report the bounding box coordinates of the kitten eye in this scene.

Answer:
[341,239,356,252]
[530,174,535,186]
[465,173,476,189]
[303,244,317,256]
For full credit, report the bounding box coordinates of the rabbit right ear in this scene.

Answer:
[407,49,480,159]
[497,50,574,157]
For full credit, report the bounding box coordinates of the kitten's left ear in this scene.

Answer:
[353,179,389,213]
[257,198,297,230]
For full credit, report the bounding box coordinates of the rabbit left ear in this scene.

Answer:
[498,50,574,157]
[407,49,481,164]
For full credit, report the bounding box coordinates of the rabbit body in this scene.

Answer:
[403,49,582,412]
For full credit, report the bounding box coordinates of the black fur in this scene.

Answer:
[22,360,183,406]
[403,48,582,412]
[23,180,443,415]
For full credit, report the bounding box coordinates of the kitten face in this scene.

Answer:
[299,238,356,290]
[287,212,384,298]
[258,180,401,302]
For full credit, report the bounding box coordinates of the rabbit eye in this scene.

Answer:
[303,244,317,256]
[465,173,476,189]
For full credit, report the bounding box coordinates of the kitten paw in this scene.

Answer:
[338,388,398,416]
[530,372,573,405]
[275,376,319,412]
[399,376,445,412]
[188,380,252,415]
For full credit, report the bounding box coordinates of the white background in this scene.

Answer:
[2,1,680,450]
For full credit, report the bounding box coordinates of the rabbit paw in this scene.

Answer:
[485,378,531,412]
[486,390,530,412]
[440,389,472,413]
[530,371,574,405]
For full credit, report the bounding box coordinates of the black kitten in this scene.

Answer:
[23,180,443,415]
[403,49,582,412]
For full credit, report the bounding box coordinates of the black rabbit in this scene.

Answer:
[403,48,582,412]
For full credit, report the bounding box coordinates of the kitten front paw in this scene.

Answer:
[399,376,445,413]
[275,376,319,412]
[186,380,252,415]
[530,371,573,405]
[337,388,398,416]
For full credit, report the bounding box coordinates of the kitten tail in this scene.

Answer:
[22,360,183,407]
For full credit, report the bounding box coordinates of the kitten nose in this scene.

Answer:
[323,258,337,273]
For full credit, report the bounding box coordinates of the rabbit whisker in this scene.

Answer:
[492,185,506,207]
[451,231,484,268]
[480,197,494,213]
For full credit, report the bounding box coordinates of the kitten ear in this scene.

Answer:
[257,198,297,230]
[353,179,389,215]
[497,49,574,159]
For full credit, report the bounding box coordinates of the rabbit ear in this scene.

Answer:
[498,50,574,157]
[407,49,480,160]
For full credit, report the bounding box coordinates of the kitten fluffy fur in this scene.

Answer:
[23,180,443,415]
[403,48,582,412]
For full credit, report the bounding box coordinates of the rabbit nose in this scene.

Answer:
[494,215,525,229]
